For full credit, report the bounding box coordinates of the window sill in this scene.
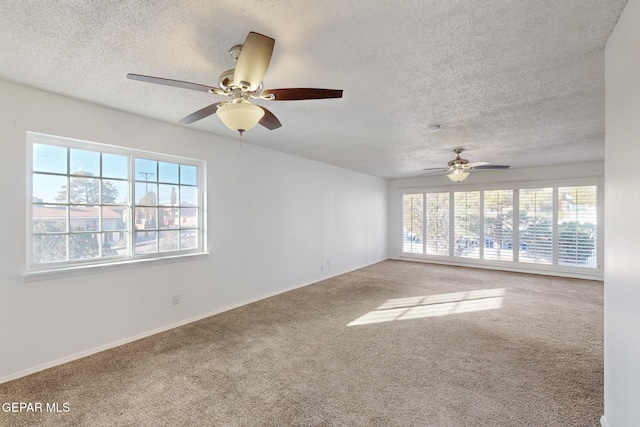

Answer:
[22,252,210,283]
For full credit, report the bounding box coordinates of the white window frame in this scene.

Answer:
[24,132,208,280]
[399,177,603,280]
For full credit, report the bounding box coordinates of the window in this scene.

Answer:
[401,181,600,274]
[402,194,423,254]
[425,192,449,256]
[483,190,513,261]
[133,158,199,254]
[28,133,206,271]
[519,188,553,264]
[454,191,480,259]
[558,186,597,267]
[403,193,452,256]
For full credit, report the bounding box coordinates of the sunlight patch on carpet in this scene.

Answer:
[347,288,505,326]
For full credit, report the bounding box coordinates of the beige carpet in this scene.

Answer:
[0,260,603,426]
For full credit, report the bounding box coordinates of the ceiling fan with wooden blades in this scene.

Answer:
[420,148,510,182]
[127,31,343,134]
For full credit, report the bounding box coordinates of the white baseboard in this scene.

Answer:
[393,255,603,281]
[0,258,387,385]
[600,415,609,427]
[0,308,223,385]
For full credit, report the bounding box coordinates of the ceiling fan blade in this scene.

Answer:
[234,32,275,92]
[418,168,449,176]
[467,161,490,168]
[127,73,226,95]
[261,88,343,101]
[422,167,450,172]
[472,164,510,170]
[179,102,225,125]
[257,106,282,130]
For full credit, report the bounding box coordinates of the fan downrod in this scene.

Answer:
[448,148,469,168]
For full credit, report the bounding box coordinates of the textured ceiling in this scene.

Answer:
[0,1,627,178]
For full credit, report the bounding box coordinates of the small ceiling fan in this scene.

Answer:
[421,148,510,182]
[127,31,343,134]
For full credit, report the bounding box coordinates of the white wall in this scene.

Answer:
[603,0,640,425]
[387,163,604,279]
[0,79,388,382]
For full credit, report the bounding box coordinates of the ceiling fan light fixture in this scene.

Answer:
[447,170,469,182]
[127,32,342,132]
[216,102,264,134]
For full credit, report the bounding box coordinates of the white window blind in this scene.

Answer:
[454,191,480,259]
[483,190,513,261]
[402,193,423,254]
[425,192,449,256]
[519,188,553,265]
[558,186,597,268]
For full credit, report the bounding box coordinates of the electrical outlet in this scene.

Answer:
[172,295,180,305]
[320,265,324,272]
